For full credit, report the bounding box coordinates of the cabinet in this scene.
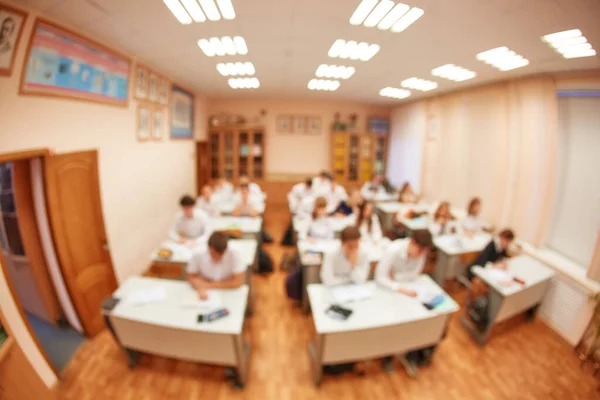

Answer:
[209,127,266,181]
[331,132,388,183]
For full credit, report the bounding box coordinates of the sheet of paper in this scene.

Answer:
[126,286,167,306]
[486,268,514,285]
[331,284,373,304]
[180,291,222,309]
[397,281,439,303]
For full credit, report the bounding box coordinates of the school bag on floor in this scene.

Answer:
[468,295,489,331]
[285,267,303,301]
[257,248,274,274]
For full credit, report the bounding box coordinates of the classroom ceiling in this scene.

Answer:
[18,0,600,104]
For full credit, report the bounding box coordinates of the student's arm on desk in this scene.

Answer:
[168,215,184,243]
[199,272,245,289]
[375,250,401,291]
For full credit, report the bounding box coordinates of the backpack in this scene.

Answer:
[468,295,490,331]
[257,248,273,274]
[285,267,303,301]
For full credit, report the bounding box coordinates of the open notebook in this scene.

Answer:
[180,291,222,309]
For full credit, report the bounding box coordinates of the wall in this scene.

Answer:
[0,2,206,388]
[206,98,390,176]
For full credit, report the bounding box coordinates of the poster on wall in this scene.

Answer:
[20,19,131,106]
[170,85,194,139]
[0,3,27,76]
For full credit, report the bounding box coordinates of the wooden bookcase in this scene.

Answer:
[208,127,266,181]
[331,132,388,184]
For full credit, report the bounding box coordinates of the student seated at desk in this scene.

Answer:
[288,177,313,213]
[214,176,234,202]
[375,230,433,296]
[187,232,245,299]
[332,189,362,217]
[196,185,220,217]
[237,175,263,199]
[168,195,211,248]
[322,176,348,213]
[320,226,370,286]
[460,197,489,236]
[467,229,515,282]
[299,196,334,241]
[312,171,332,194]
[428,201,456,236]
[360,174,387,200]
[398,181,419,204]
[231,183,265,217]
[356,200,383,243]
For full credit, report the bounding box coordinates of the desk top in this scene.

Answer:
[473,255,555,296]
[110,276,248,335]
[434,233,492,256]
[297,238,391,265]
[151,239,258,266]
[377,202,427,214]
[307,276,459,334]
[210,216,262,233]
[293,215,355,232]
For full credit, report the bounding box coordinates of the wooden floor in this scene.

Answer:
[58,205,599,400]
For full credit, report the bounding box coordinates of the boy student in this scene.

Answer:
[288,177,313,214]
[320,226,370,286]
[312,171,332,194]
[360,174,387,201]
[237,175,263,199]
[187,232,245,299]
[213,176,234,202]
[196,185,220,217]
[467,229,515,282]
[232,183,265,217]
[324,176,349,214]
[168,195,211,247]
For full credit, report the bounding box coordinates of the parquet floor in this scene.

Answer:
[58,205,600,400]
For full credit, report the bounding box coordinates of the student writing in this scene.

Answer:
[356,200,383,243]
[428,201,456,236]
[467,229,515,282]
[320,226,370,286]
[360,174,387,200]
[298,196,334,241]
[460,197,489,236]
[168,195,211,247]
[398,181,419,204]
[288,177,313,213]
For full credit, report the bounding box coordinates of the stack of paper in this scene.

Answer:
[126,287,167,306]
[180,291,222,309]
[331,284,373,304]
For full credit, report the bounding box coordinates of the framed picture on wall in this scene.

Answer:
[276,115,292,134]
[293,116,306,134]
[137,105,150,141]
[158,78,170,105]
[135,66,147,100]
[170,85,194,139]
[148,73,158,102]
[152,107,164,140]
[0,3,27,76]
[307,116,321,135]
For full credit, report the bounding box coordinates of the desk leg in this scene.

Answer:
[232,334,250,388]
[433,250,449,286]
[308,335,324,386]
[302,265,320,315]
[104,315,141,369]
[460,291,503,346]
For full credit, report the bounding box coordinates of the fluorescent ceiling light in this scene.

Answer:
[199,0,221,21]
[364,0,395,28]
[349,0,378,25]
[216,0,236,20]
[315,64,355,79]
[180,0,206,22]
[217,62,255,76]
[198,36,248,56]
[401,77,438,91]
[431,64,476,82]
[390,7,423,32]
[379,87,411,99]
[476,47,529,71]
[163,0,192,24]
[229,77,260,89]
[328,39,380,61]
[308,79,341,91]
[377,3,410,30]
[542,29,596,59]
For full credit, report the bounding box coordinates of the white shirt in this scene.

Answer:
[360,182,387,200]
[196,196,220,217]
[322,184,349,213]
[320,245,370,286]
[461,215,486,233]
[296,195,316,219]
[312,177,332,194]
[357,214,383,243]
[168,209,211,244]
[375,239,427,291]
[298,217,335,241]
[288,183,313,213]
[214,181,234,202]
[186,247,246,281]
[233,194,265,215]
[428,220,459,237]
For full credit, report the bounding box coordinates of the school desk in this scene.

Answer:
[376,202,425,231]
[460,254,555,345]
[209,216,263,240]
[103,277,250,387]
[292,215,355,239]
[433,233,492,286]
[307,277,459,385]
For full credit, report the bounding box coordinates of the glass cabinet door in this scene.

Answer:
[374,135,386,175]
[360,136,373,182]
[348,135,359,181]
[223,132,234,180]
[209,132,220,179]
[252,131,264,179]
[239,131,249,177]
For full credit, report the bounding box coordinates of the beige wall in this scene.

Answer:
[206,98,390,176]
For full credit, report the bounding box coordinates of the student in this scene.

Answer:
[356,200,383,243]
[467,229,515,282]
[398,182,419,204]
[288,177,313,214]
[186,232,246,299]
[231,183,264,217]
[168,195,211,247]
[213,176,234,202]
[196,185,220,217]
[460,197,488,235]
[324,177,349,213]
[428,201,455,236]
[360,174,386,200]
[298,196,334,241]
[237,175,263,199]
[312,171,332,194]
[332,189,362,217]
[375,230,433,295]
[320,226,369,286]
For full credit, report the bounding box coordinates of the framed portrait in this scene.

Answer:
[148,73,158,102]
[158,78,170,105]
[293,116,306,134]
[276,115,292,134]
[170,85,194,139]
[0,3,27,76]
[135,66,147,100]
[136,105,150,141]
[307,116,322,134]
[152,107,164,140]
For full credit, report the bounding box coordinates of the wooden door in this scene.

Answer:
[44,150,117,337]
[195,141,210,195]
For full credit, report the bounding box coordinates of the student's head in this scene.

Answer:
[201,185,212,199]
[373,174,383,184]
[400,182,413,195]
[498,229,515,250]
[179,195,196,218]
[319,171,329,180]
[467,197,481,216]
[356,200,374,232]
[312,196,328,219]
[340,226,361,259]
[208,232,229,262]
[240,183,250,200]
[239,175,250,186]
[304,177,313,188]
[434,201,451,220]
[408,230,433,258]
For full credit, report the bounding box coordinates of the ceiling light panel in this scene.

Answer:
[315,64,356,79]
[217,62,255,76]
[164,0,236,24]
[431,64,476,82]
[328,39,380,61]
[349,0,423,32]
[198,36,248,56]
[401,77,438,91]
[476,47,529,71]
[308,79,341,91]
[379,87,411,99]
[542,29,597,59]
[228,77,260,89]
